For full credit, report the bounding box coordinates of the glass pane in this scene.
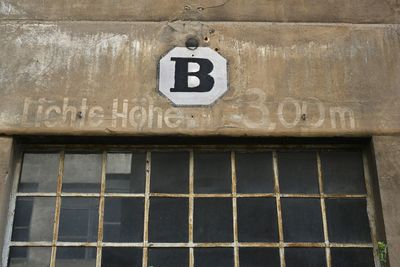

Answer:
[236,152,274,193]
[278,151,319,194]
[11,197,56,242]
[63,154,102,193]
[194,198,233,242]
[103,198,144,242]
[237,198,278,242]
[194,152,231,193]
[8,247,51,267]
[148,248,189,267]
[239,248,280,267]
[101,248,142,267]
[58,197,99,242]
[151,151,189,193]
[331,248,375,267]
[148,198,188,242]
[106,153,146,193]
[56,247,96,267]
[326,199,371,243]
[285,248,326,267]
[321,151,366,194]
[19,153,59,192]
[281,198,324,242]
[195,248,234,267]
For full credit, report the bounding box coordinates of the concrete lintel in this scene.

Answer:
[1,22,400,137]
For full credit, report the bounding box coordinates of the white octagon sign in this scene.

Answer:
[158,47,228,106]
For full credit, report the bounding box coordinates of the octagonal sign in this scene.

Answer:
[159,47,228,106]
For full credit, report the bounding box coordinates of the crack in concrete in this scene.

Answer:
[202,0,232,10]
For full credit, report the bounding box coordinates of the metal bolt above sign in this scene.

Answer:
[158,47,228,106]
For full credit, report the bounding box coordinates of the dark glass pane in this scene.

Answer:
[11,197,56,242]
[321,151,366,194]
[106,153,146,193]
[194,152,231,193]
[195,248,234,267]
[9,247,28,259]
[151,151,189,193]
[236,152,274,193]
[148,198,188,242]
[281,198,324,242]
[285,248,326,267]
[101,248,142,267]
[56,247,96,267]
[278,151,319,194]
[239,248,280,267]
[11,229,28,241]
[19,153,59,192]
[12,198,33,228]
[237,198,278,242]
[103,198,144,242]
[331,248,375,267]
[194,198,233,242]
[326,199,371,243]
[63,153,102,193]
[148,248,189,267]
[8,247,51,267]
[58,197,99,242]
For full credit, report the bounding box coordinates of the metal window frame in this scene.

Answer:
[2,143,381,267]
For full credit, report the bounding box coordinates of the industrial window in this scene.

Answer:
[4,145,379,267]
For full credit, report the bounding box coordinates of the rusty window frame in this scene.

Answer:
[2,144,380,267]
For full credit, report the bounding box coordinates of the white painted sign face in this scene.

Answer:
[159,47,228,106]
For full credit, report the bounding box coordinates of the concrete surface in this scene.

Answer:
[1,0,400,265]
[0,137,13,262]
[373,136,400,267]
[0,22,399,137]
[0,0,399,23]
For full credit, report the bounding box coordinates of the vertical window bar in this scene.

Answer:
[362,151,380,266]
[2,153,23,267]
[95,151,107,267]
[317,151,332,267]
[189,150,195,267]
[142,151,151,267]
[272,151,286,267]
[231,151,239,267]
[50,151,65,267]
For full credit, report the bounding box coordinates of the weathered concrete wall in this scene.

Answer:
[373,136,400,267]
[0,0,399,265]
[0,22,399,137]
[0,137,13,259]
[0,0,399,23]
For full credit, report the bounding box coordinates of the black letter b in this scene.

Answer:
[170,57,215,93]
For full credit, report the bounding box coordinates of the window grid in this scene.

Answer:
[95,152,107,267]
[317,152,332,267]
[272,151,286,267]
[231,151,239,267]
[5,146,378,267]
[49,151,65,267]
[142,151,151,267]
[189,150,194,267]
